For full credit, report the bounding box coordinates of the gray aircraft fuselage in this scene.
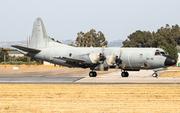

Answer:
[27,46,171,70]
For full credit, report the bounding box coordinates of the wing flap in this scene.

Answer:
[11,45,41,53]
[54,57,85,63]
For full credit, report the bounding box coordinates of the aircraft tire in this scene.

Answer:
[121,72,126,77]
[89,72,94,77]
[125,72,129,77]
[93,72,97,77]
[152,73,158,77]
[121,72,129,77]
[89,71,97,77]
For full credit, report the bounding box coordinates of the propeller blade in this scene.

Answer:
[102,46,105,56]
[100,60,109,71]
[100,63,104,71]
[115,65,118,72]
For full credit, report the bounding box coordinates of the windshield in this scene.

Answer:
[155,50,160,55]
[160,52,165,55]
[155,50,167,56]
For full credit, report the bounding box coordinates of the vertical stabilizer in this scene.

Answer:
[29,18,68,49]
[29,18,49,48]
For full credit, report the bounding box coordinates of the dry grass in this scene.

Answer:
[0,65,67,69]
[168,67,180,70]
[0,84,180,113]
[159,71,180,77]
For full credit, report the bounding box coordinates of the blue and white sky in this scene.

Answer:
[0,0,180,42]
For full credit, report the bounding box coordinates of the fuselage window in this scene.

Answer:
[140,54,142,58]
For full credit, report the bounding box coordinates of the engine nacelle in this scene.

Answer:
[89,53,100,64]
[106,55,116,66]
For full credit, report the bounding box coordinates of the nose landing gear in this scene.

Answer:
[152,73,158,78]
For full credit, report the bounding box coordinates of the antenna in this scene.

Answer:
[91,34,92,47]
[86,40,87,47]
[82,39,84,47]
[27,36,28,48]
[78,39,80,47]
[29,35,30,45]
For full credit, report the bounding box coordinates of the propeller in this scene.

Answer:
[99,47,109,71]
[115,51,122,71]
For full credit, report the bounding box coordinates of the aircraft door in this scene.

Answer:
[139,53,149,68]
[139,54,144,67]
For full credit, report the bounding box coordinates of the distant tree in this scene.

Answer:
[21,56,27,62]
[123,30,153,47]
[0,50,9,63]
[75,29,108,47]
[164,44,178,60]
[21,56,40,63]
[123,24,180,50]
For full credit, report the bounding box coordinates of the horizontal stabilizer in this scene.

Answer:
[54,57,85,63]
[11,45,41,53]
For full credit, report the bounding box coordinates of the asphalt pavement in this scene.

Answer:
[0,69,180,84]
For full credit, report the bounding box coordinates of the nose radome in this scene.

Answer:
[164,56,177,66]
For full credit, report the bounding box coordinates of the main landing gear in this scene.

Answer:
[89,71,97,77]
[121,71,129,77]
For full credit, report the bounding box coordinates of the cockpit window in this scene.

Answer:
[160,52,165,55]
[155,50,160,55]
[155,50,167,56]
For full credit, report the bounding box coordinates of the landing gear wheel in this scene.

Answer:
[93,72,97,77]
[121,72,129,77]
[89,72,94,77]
[125,72,129,77]
[152,73,158,77]
[89,71,97,77]
[121,72,126,77]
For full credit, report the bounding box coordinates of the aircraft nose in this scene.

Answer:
[164,56,177,66]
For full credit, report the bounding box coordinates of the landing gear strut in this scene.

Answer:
[121,71,129,77]
[89,71,97,77]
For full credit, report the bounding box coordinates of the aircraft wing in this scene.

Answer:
[54,57,86,63]
[11,45,41,53]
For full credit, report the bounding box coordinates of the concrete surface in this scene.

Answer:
[0,68,180,84]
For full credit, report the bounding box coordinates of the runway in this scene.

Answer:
[0,77,84,84]
[0,76,180,84]
[0,69,180,84]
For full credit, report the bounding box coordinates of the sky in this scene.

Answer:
[0,0,180,42]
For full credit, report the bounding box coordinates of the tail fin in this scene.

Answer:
[29,18,68,49]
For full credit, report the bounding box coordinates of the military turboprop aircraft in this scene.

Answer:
[12,18,177,77]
